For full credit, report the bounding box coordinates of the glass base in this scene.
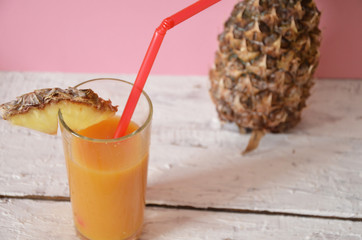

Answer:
[76,226,142,240]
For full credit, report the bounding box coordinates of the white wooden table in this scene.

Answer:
[0,71,361,239]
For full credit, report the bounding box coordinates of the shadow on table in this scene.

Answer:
[144,129,351,238]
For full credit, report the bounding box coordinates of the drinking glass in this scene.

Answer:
[59,78,152,240]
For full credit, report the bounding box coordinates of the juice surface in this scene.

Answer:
[65,116,148,240]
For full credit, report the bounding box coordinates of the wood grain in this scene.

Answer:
[0,72,361,221]
[1,199,362,240]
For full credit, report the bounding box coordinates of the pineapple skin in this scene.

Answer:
[0,87,118,134]
[209,0,321,133]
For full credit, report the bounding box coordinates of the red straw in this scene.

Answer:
[114,0,221,138]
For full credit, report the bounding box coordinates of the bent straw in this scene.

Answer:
[114,0,221,138]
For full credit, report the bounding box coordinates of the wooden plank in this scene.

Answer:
[147,136,362,218]
[1,198,361,240]
[0,72,361,219]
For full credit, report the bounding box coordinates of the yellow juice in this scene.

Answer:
[64,116,148,240]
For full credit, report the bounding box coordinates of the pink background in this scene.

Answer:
[0,0,361,79]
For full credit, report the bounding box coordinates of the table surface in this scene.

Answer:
[0,72,361,239]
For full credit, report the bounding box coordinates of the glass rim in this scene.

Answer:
[58,78,153,143]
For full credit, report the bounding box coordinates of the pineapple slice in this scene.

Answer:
[0,87,118,134]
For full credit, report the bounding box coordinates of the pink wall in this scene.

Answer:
[0,0,361,79]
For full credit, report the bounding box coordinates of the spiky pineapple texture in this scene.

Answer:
[209,0,321,139]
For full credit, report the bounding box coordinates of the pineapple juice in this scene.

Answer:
[61,116,148,240]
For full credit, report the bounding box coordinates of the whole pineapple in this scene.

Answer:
[209,0,321,153]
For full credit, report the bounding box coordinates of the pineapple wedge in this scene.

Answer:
[0,87,118,134]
